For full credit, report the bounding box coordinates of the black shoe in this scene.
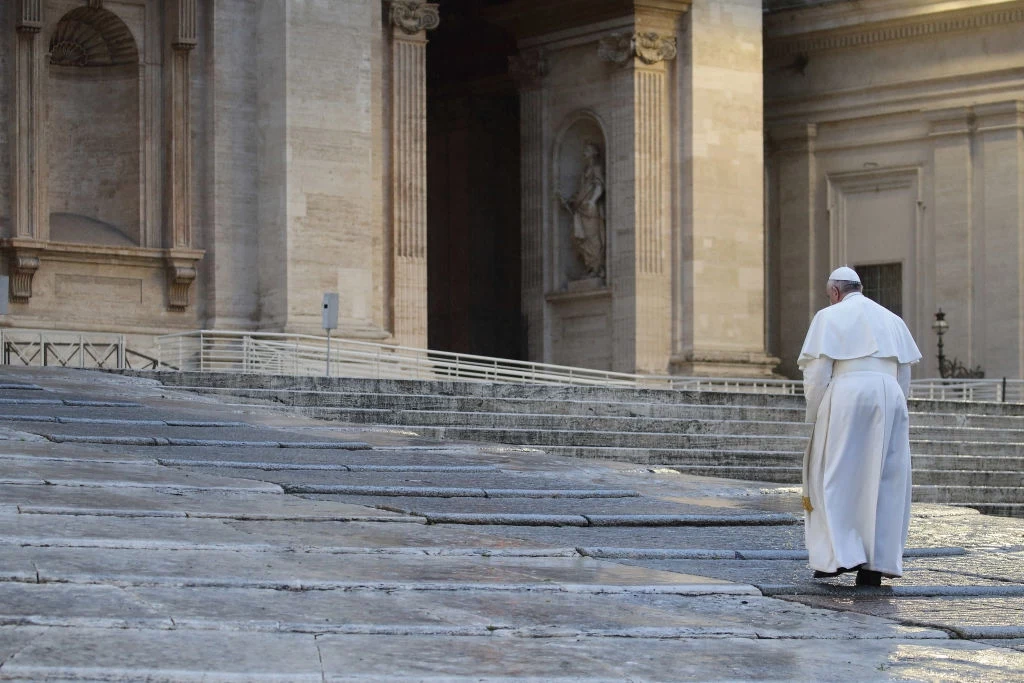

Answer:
[855,569,883,587]
[813,565,859,579]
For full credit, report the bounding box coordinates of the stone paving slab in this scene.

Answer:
[0,514,555,553]
[0,458,284,492]
[429,521,810,550]
[4,545,748,593]
[302,493,795,519]
[0,627,324,682]
[96,443,501,466]
[911,551,1024,583]
[0,484,415,522]
[0,583,945,640]
[8,626,1018,682]
[606,558,1021,591]
[313,634,1024,682]
[784,595,1024,639]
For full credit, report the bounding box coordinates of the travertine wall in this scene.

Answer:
[48,66,141,244]
[674,0,774,376]
[257,0,388,338]
[766,0,1024,379]
[0,2,11,235]
[201,0,259,329]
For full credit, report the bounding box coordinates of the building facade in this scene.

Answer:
[1,0,1021,378]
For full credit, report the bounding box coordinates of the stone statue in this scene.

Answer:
[559,142,606,279]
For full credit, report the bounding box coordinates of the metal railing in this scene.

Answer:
[0,329,161,370]
[155,330,805,394]
[908,378,1024,403]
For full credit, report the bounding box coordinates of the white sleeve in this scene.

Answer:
[897,363,911,400]
[802,357,833,424]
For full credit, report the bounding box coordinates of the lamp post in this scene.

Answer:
[931,309,949,378]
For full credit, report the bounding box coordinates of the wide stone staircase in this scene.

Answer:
[137,372,1024,518]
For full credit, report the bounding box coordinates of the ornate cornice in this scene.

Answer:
[508,49,548,87]
[599,31,676,66]
[767,6,1024,59]
[389,1,440,35]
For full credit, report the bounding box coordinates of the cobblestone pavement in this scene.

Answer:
[0,367,1022,681]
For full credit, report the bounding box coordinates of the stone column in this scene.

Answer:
[771,123,818,378]
[510,49,547,362]
[165,0,203,311]
[6,0,46,301]
[927,107,975,376]
[974,101,1024,377]
[388,1,438,348]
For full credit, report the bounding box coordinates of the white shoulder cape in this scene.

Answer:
[798,293,922,369]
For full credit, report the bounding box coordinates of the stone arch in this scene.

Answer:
[48,6,139,67]
[46,4,141,246]
[553,111,609,289]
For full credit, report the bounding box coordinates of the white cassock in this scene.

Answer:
[798,292,922,577]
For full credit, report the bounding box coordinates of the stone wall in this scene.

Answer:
[257,0,388,338]
[766,0,1024,378]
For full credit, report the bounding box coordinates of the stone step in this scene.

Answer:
[144,373,810,408]
[913,485,1024,504]
[911,454,1024,472]
[383,425,810,451]
[312,408,809,436]
[190,387,809,422]
[910,469,1024,487]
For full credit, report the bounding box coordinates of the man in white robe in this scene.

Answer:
[798,266,922,586]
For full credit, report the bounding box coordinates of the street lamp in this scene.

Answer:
[931,309,948,377]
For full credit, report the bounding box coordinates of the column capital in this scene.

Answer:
[508,49,548,89]
[16,0,43,33]
[388,1,440,36]
[925,106,975,138]
[598,31,676,67]
[973,100,1024,134]
[171,0,198,50]
[767,122,817,154]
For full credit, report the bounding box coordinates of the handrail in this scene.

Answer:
[154,329,804,394]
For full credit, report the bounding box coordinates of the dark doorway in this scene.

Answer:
[427,1,523,359]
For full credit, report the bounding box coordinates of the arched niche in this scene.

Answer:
[46,4,141,247]
[553,113,608,291]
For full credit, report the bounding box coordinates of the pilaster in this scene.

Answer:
[388,1,438,348]
[974,100,1024,377]
[6,1,46,303]
[510,48,547,361]
[927,106,975,376]
[674,0,776,377]
[164,0,202,311]
[769,122,818,378]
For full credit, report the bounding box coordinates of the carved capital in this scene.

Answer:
[599,32,677,67]
[8,253,40,303]
[171,0,198,50]
[389,1,439,35]
[508,50,548,88]
[166,258,198,311]
[16,0,43,33]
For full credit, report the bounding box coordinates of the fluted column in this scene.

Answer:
[599,32,675,373]
[510,49,547,361]
[6,1,46,302]
[164,0,202,310]
[388,1,438,347]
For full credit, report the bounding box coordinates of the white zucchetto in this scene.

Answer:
[828,266,861,283]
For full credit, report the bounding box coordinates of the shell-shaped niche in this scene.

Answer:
[49,6,138,67]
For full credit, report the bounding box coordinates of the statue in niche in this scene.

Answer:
[558,142,606,280]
